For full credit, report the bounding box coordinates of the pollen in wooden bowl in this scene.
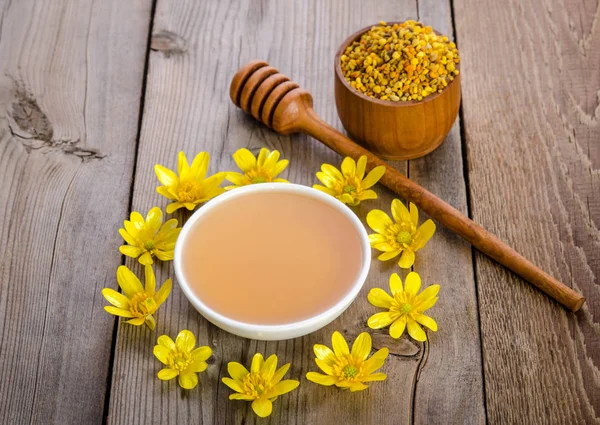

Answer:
[334,20,461,160]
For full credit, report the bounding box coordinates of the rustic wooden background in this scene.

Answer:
[0,0,598,424]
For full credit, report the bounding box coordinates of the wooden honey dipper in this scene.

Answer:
[230,60,585,312]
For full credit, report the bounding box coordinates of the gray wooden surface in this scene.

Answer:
[0,0,597,424]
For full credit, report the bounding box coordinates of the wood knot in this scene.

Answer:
[150,31,186,57]
[10,82,53,141]
[371,331,421,357]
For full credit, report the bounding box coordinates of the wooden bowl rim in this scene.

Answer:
[334,22,460,107]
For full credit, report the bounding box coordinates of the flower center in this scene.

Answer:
[342,365,359,378]
[168,349,192,371]
[396,231,413,245]
[242,372,272,397]
[144,241,155,250]
[399,303,413,314]
[177,181,202,203]
[343,185,355,193]
[247,168,272,184]
[129,293,157,317]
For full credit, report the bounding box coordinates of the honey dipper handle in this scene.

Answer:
[299,109,585,312]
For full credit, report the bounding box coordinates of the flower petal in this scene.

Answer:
[356,155,367,180]
[229,393,254,401]
[166,202,184,214]
[261,354,278,380]
[416,296,439,312]
[389,316,407,339]
[138,251,154,266]
[398,249,415,268]
[118,228,139,246]
[367,312,396,329]
[391,199,412,224]
[273,159,289,177]
[191,346,212,362]
[256,148,269,167]
[154,278,172,306]
[321,164,343,180]
[351,332,372,361]
[416,284,440,304]
[404,272,422,297]
[389,273,403,295]
[271,363,290,385]
[175,330,196,352]
[414,314,438,332]
[233,148,257,172]
[119,245,143,259]
[119,269,144,295]
[361,372,387,382]
[341,156,356,178]
[357,189,378,201]
[366,210,392,233]
[145,207,163,235]
[251,353,264,373]
[188,359,208,373]
[144,265,156,294]
[102,288,130,309]
[367,288,393,308]
[154,249,174,262]
[125,317,145,326]
[157,335,175,350]
[315,359,334,375]
[331,331,349,356]
[104,306,134,318]
[222,377,244,392]
[158,368,179,380]
[153,345,171,364]
[313,185,337,196]
[313,344,336,363]
[252,398,273,418]
[348,382,369,392]
[306,372,337,386]
[409,202,419,225]
[270,380,299,397]
[407,318,427,341]
[156,186,176,200]
[178,372,198,389]
[362,348,389,374]
[368,233,386,246]
[227,362,250,381]
[361,165,386,189]
[144,315,156,330]
[154,164,178,187]
[190,152,209,180]
[413,219,436,250]
[177,151,190,177]
[378,250,401,261]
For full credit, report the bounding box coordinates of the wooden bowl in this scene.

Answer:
[334,23,461,160]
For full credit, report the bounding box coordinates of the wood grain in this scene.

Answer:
[455,0,600,423]
[107,0,484,424]
[0,0,152,423]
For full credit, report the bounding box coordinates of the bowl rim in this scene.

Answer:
[173,182,372,339]
[334,21,461,107]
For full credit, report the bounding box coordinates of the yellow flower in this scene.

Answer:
[368,272,439,342]
[313,155,386,206]
[305,331,389,391]
[367,199,435,268]
[102,265,171,330]
[119,207,181,265]
[153,330,212,389]
[155,151,226,213]
[225,147,289,189]
[222,353,299,418]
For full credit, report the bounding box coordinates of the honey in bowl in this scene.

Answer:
[179,187,365,326]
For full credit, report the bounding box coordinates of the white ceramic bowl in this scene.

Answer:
[173,183,371,341]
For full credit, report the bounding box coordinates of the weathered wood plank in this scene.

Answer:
[107,0,484,424]
[454,0,600,423]
[0,0,152,423]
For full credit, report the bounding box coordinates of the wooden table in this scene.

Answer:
[1,0,598,424]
